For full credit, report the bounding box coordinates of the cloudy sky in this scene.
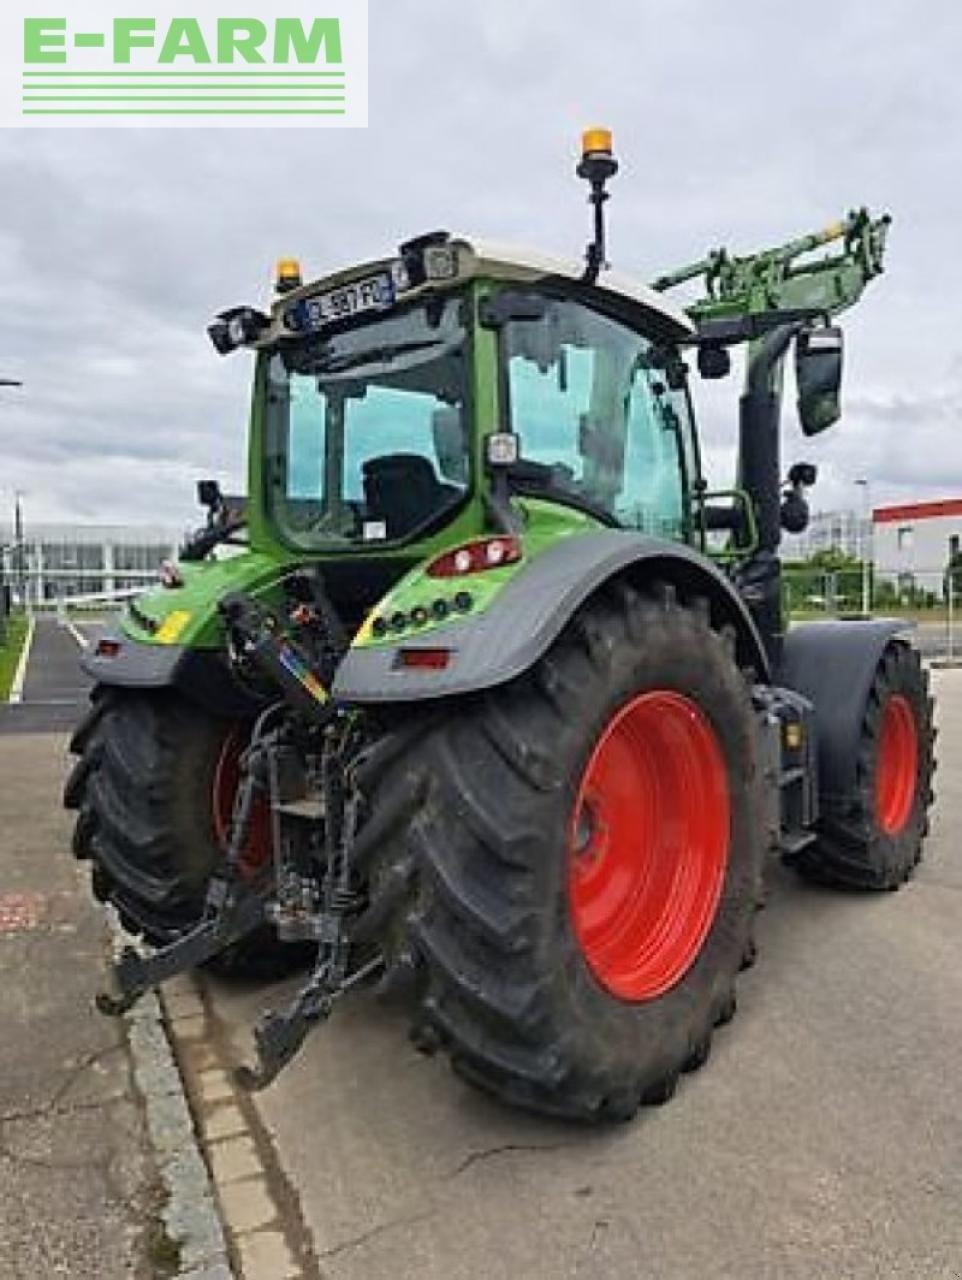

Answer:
[0,0,959,532]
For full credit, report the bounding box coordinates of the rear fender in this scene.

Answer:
[82,635,264,719]
[777,619,913,803]
[333,530,770,703]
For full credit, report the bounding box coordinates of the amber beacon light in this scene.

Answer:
[275,257,303,293]
[577,126,619,284]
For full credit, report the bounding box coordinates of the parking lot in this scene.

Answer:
[3,621,961,1279]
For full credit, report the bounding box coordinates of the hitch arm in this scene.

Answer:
[236,953,383,1091]
[96,881,267,1016]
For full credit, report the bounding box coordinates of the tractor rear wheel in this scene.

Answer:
[64,688,282,971]
[794,641,935,890]
[356,584,768,1121]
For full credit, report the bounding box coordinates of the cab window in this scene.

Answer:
[503,298,695,538]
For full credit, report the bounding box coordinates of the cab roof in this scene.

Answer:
[452,236,695,337]
[267,232,695,344]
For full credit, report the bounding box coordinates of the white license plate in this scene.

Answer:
[304,273,395,328]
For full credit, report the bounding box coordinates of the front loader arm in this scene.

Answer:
[652,207,891,670]
[652,207,891,327]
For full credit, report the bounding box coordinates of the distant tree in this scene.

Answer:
[807,548,861,573]
[784,548,866,614]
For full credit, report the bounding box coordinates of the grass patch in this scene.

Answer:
[0,614,29,701]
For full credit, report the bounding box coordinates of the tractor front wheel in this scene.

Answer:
[794,641,935,890]
[357,584,768,1122]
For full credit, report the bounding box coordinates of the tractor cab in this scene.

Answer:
[216,232,698,569]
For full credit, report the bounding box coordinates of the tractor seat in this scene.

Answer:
[362,453,451,540]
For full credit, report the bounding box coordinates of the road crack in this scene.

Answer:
[319,1206,439,1260]
[0,1042,123,1123]
[449,1140,579,1177]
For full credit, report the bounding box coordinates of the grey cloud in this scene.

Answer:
[1,0,961,524]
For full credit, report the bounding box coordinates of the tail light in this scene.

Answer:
[395,648,452,670]
[426,536,522,579]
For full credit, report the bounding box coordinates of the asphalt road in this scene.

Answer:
[189,667,962,1280]
[0,617,92,735]
[912,620,958,659]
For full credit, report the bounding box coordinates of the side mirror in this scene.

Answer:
[796,326,843,435]
[197,479,222,510]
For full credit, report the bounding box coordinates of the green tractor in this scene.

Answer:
[66,131,935,1120]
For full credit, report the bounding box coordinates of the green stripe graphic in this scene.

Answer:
[22,108,347,115]
[20,66,352,118]
[23,88,345,93]
[22,70,345,77]
[24,95,345,102]
[23,80,346,89]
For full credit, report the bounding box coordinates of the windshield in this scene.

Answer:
[264,295,470,548]
[503,297,697,538]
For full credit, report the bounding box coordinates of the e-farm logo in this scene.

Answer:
[0,1,367,128]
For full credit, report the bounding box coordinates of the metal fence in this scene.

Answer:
[783,565,962,660]
[5,556,960,657]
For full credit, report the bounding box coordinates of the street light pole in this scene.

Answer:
[1,380,26,611]
[855,478,871,615]
[0,543,8,644]
[13,490,26,610]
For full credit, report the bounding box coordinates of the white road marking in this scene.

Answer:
[8,616,35,705]
[62,620,89,650]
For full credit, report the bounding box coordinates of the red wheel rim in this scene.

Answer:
[875,694,918,835]
[212,727,272,878]
[568,691,731,1002]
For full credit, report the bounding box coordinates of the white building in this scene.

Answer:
[872,498,962,594]
[0,522,182,606]
[784,508,871,562]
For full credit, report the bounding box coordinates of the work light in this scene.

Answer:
[207,306,270,356]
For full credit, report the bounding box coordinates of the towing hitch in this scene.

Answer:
[96,879,268,1016]
[236,952,383,1091]
[97,588,376,1091]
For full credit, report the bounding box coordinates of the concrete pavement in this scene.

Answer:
[0,727,233,1280]
[187,668,962,1280]
[0,731,157,1278]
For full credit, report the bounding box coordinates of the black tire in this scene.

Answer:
[64,687,294,974]
[354,583,768,1122]
[794,641,935,890]
[65,688,237,940]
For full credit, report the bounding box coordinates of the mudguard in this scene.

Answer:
[777,619,912,802]
[82,635,263,719]
[333,530,770,703]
